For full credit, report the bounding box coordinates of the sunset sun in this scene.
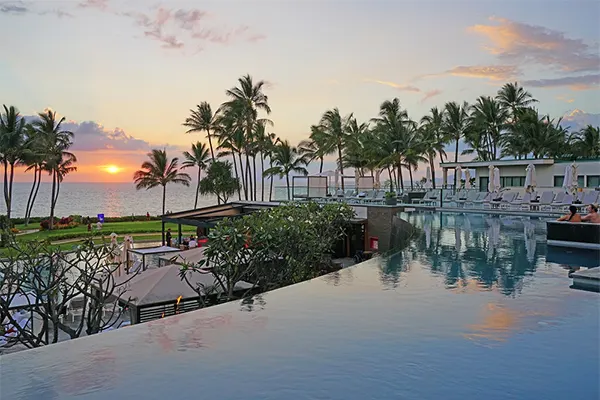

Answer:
[104,165,121,174]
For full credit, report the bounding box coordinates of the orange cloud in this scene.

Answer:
[447,65,518,81]
[420,89,442,103]
[556,95,575,103]
[468,16,599,73]
[365,79,421,92]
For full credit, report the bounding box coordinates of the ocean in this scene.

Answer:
[1,182,289,218]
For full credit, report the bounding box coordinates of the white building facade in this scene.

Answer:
[440,158,600,192]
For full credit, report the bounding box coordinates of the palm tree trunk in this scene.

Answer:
[25,166,39,225]
[237,152,247,199]
[195,168,201,209]
[245,153,253,201]
[286,173,290,200]
[206,128,215,161]
[232,154,242,201]
[252,155,257,201]
[319,157,324,174]
[454,137,459,189]
[269,160,274,202]
[49,171,57,230]
[337,142,344,190]
[398,163,404,191]
[3,161,10,221]
[7,162,15,221]
[429,156,436,189]
[27,169,43,225]
[161,185,166,245]
[409,168,414,190]
[260,152,265,202]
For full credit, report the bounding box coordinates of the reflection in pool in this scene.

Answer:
[1,212,598,400]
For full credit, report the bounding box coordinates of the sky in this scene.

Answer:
[1,0,599,182]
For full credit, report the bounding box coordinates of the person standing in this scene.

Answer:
[166,228,172,247]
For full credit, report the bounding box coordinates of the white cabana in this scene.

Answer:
[525,164,537,193]
[562,165,573,194]
[493,167,501,193]
[455,166,462,188]
[424,166,433,189]
[464,169,471,190]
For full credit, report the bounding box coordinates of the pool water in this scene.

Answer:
[1,212,598,400]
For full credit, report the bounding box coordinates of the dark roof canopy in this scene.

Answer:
[161,202,277,227]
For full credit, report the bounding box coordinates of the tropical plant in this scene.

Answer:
[0,105,26,221]
[264,140,308,200]
[182,142,211,209]
[496,82,537,122]
[31,110,75,230]
[183,102,218,161]
[133,149,191,243]
[318,108,352,189]
[22,124,45,226]
[573,125,600,158]
[443,101,470,187]
[298,125,334,174]
[198,160,239,204]
[419,107,447,188]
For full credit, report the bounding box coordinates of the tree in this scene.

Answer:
[496,82,537,121]
[224,74,272,201]
[420,107,447,188]
[0,105,26,221]
[264,140,308,200]
[573,125,600,158]
[443,101,470,188]
[299,125,335,174]
[199,160,239,204]
[319,108,352,189]
[183,102,218,161]
[468,96,508,161]
[22,124,45,226]
[182,142,211,209]
[32,110,75,230]
[133,149,191,244]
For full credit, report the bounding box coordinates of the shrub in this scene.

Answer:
[40,218,58,231]
[10,227,20,234]
[59,217,73,225]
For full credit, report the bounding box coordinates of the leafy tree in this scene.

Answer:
[318,108,352,189]
[182,142,211,209]
[419,107,447,188]
[0,105,26,221]
[199,160,239,204]
[573,125,600,158]
[183,102,218,161]
[264,140,308,200]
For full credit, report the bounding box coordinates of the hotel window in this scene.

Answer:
[500,176,525,187]
[587,175,600,188]
[578,176,585,187]
[555,175,586,187]
[479,177,489,192]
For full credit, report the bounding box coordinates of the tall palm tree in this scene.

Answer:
[134,149,191,244]
[298,125,334,174]
[32,110,74,230]
[573,125,600,158]
[420,107,447,188]
[319,108,352,189]
[224,74,272,201]
[496,82,537,121]
[183,102,218,161]
[443,101,470,188]
[264,140,308,200]
[0,105,26,221]
[182,142,211,208]
[371,99,410,191]
[22,123,46,225]
[265,133,278,201]
[469,96,508,160]
[403,122,427,189]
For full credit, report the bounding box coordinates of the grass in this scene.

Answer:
[14,221,188,241]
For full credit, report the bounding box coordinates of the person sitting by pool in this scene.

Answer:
[189,236,198,248]
[581,203,600,223]
[557,205,581,222]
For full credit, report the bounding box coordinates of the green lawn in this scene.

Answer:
[15,221,191,241]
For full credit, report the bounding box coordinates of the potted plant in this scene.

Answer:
[385,191,397,205]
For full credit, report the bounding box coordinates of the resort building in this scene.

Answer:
[440,158,600,192]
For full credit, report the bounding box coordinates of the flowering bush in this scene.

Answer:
[40,217,79,230]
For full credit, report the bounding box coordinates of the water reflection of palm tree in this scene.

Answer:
[424,213,432,249]
[523,219,536,263]
[486,216,501,259]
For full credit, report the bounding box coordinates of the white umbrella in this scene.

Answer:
[493,167,501,193]
[464,169,471,189]
[118,235,133,277]
[424,166,433,189]
[562,165,572,194]
[524,164,536,193]
[488,165,495,192]
[455,166,462,189]
[570,162,579,192]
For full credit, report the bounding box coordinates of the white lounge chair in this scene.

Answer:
[491,192,516,209]
[473,192,492,209]
[548,192,565,210]
[510,192,532,210]
[457,191,479,208]
[552,194,574,212]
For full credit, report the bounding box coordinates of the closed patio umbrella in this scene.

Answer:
[424,166,433,189]
[493,167,501,193]
[570,162,579,192]
[488,165,495,192]
[562,165,572,194]
[455,166,462,189]
[524,164,536,193]
[464,169,471,189]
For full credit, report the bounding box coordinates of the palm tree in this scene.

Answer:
[265,133,278,201]
[319,108,352,189]
[224,74,272,201]
[32,110,74,230]
[469,96,508,160]
[496,82,537,121]
[573,125,600,158]
[420,107,447,188]
[0,105,26,221]
[443,101,470,188]
[403,122,427,189]
[182,142,211,208]
[298,125,334,174]
[134,149,191,244]
[371,99,411,191]
[264,140,308,200]
[183,102,218,161]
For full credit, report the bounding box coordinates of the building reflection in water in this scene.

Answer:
[376,212,594,297]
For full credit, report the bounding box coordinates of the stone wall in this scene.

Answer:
[366,206,414,253]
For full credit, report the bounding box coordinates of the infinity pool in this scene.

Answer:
[1,212,599,400]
